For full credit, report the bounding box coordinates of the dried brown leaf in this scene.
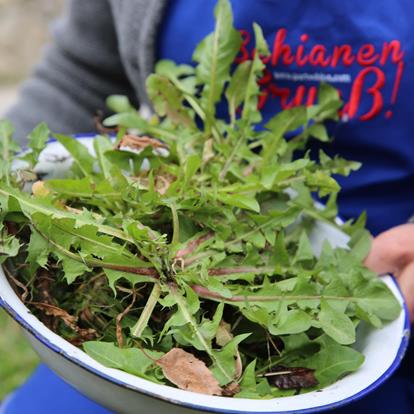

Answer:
[30,302,78,331]
[69,328,98,346]
[242,164,255,177]
[222,381,241,397]
[3,266,29,302]
[116,290,137,348]
[94,110,118,134]
[155,174,175,195]
[265,367,318,390]
[202,138,214,164]
[216,321,233,347]
[118,134,167,150]
[156,348,222,395]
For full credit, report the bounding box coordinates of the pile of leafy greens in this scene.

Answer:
[0,0,401,398]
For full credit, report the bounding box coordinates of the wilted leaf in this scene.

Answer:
[266,367,318,390]
[146,74,195,127]
[156,348,222,395]
[31,302,78,331]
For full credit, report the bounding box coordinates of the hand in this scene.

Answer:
[364,224,414,320]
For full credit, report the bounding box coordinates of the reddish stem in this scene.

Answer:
[175,233,213,259]
[208,266,268,276]
[103,264,159,278]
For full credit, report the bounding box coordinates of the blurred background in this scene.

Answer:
[0,0,64,399]
[0,0,64,113]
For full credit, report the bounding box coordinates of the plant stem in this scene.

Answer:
[33,225,159,278]
[191,285,355,303]
[131,284,161,338]
[184,213,298,266]
[170,204,180,246]
[208,266,274,275]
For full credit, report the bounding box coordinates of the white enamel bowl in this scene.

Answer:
[0,135,410,414]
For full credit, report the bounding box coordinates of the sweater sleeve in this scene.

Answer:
[5,0,136,143]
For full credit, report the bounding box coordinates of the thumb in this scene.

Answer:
[396,261,414,322]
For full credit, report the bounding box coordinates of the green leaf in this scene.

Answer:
[155,60,196,94]
[237,359,257,391]
[323,277,349,313]
[308,124,330,142]
[217,193,260,212]
[0,224,20,264]
[93,135,113,179]
[225,61,251,122]
[162,285,201,334]
[319,150,361,176]
[225,23,269,125]
[20,122,50,167]
[0,119,14,140]
[103,147,153,175]
[292,275,320,309]
[104,269,156,294]
[269,309,312,335]
[26,229,49,272]
[305,336,364,387]
[0,120,19,184]
[54,134,96,177]
[354,281,401,321]
[270,231,290,267]
[319,299,355,345]
[294,231,314,263]
[311,82,342,120]
[355,304,382,329]
[174,303,225,350]
[305,170,340,196]
[0,183,134,243]
[45,178,122,200]
[104,112,149,129]
[349,229,372,261]
[55,251,91,284]
[265,106,307,136]
[106,95,135,113]
[146,74,195,127]
[184,154,201,183]
[198,303,225,342]
[193,0,242,121]
[240,23,269,124]
[211,333,250,385]
[83,342,163,379]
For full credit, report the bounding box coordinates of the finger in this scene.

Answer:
[364,235,401,275]
[396,261,414,323]
[364,225,414,275]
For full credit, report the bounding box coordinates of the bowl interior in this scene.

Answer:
[0,136,410,413]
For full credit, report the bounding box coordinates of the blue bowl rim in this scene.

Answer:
[0,133,411,413]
